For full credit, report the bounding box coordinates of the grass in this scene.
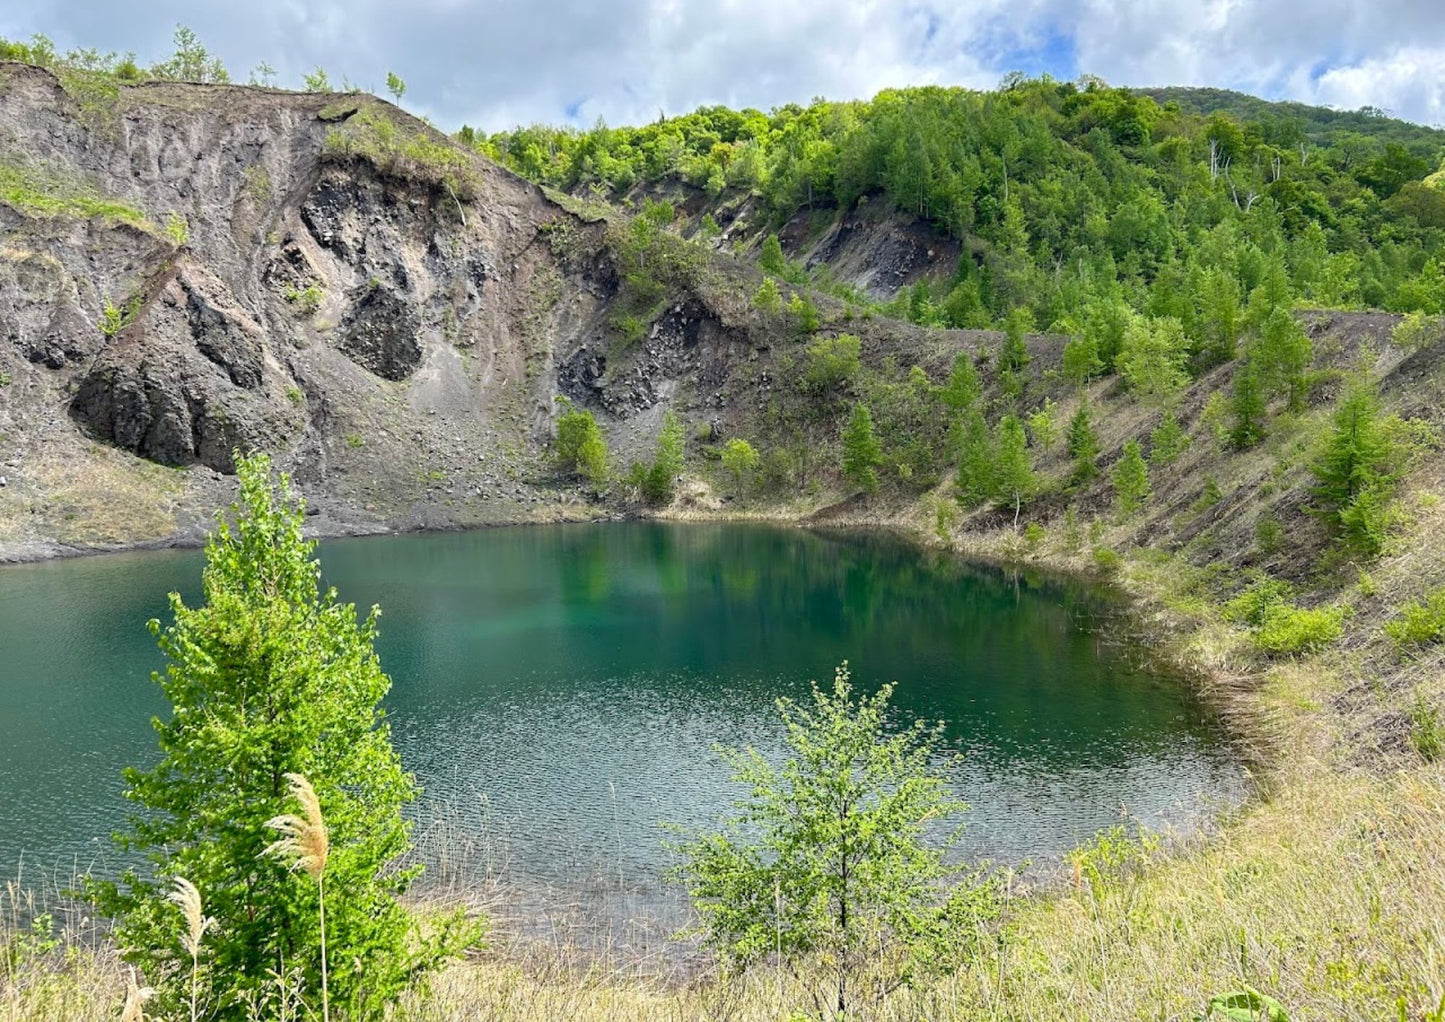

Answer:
[0,161,148,227]
[321,104,481,202]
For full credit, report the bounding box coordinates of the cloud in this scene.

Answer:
[2,0,1444,130]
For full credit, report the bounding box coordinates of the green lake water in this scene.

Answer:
[0,522,1241,916]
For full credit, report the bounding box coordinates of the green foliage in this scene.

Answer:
[1392,311,1444,351]
[1200,988,1290,1021]
[98,295,141,337]
[1112,439,1151,516]
[753,277,782,315]
[1226,577,1345,656]
[786,292,820,333]
[636,410,685,504]
[841,403,884,493]
[720,437,760,489]
[940,350,981,412]
[998,307,1033,399]
[801,333,862,395]
[385,71,406,103]
[952,407,996,507]
[1150,410,1191,466]
[553,397,609,487]
[323,105,481,200]
[164,212,189,246]
[1385,588,1445,648]
[149,25,229,83]
[1026,399,1058,455]
[671,663,996,1014]
[992,414,1035,524]
[1230,364,1268,448]
[304,67,331,92]
[1309,377,1424,556]
[759,233,786,276]
[89,454,474,1019]
[1255,513,1284,553]
[1062,334,1103,386]
[1249,307,1314,411]
[1409,695,1443,762]
[1253,604,1348,656]
[1066,403,1100,482]
[1118,315,1189,408]
[0,160,148,226]
[283,283,324,315]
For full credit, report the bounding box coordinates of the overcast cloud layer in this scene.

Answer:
[5,0,1445,131]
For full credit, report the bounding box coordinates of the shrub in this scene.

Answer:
[1409,695,1443,761]
[1149,410,1190,466]
[1092,546,1122,576]
[164,212,189,246]
[670,663,997,1016]
[841,403,883,493]
[786,293,819,333]
[801,333,861,395]
[1384,588,1445,647]
[719,437,759,489]
[1223,576,1296,627]
[283,283,324,315]
[753,277,782,315]
[1392,310,1443,351]
[553,397,609,486]
[1252,603,1347,657]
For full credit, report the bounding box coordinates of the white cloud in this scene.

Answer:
[3,0,1445,129]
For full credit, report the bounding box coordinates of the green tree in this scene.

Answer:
[1149,410,1190,466]
[641,410,686,503]
[1062,334,1104,386]
[993,414,1035,529]
[1067,402,1100,482]
[999,307,1033,399]
[303,67,331,92]
[671,664,994,1018]
[553,396,609,486]
[841,403,884,493]
[941,350,982,412]
[760,233,787,276]
[952,407,996,507]
[1112,439,1151,516]
[1310,378,1409,556]
[1230,362,1268,448]
[385,71,406,103]
[1027,399,1059,455]
[720,437,760,489]
[1249,306,1313,411]
[90,454,471,1019]
[150,25,229,83]
[1194,266,1242,367]
[1118,315,1189,408]
[754,277,782,315]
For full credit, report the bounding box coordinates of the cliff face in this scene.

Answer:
[0,66,731,555]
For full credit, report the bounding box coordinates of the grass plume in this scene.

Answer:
[167,877,213,1022]
[264,773,331,1022]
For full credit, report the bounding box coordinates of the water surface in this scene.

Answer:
[0,522,1241,914]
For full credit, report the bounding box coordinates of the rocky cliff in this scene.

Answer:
[0,64,948,558]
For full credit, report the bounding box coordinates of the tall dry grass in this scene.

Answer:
[264,773,331,1022]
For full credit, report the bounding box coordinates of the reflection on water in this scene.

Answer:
[0,522,1243,923]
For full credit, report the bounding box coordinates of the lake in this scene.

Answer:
[0,522,1241,927]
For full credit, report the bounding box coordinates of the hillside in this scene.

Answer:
[3,53,1445,1020]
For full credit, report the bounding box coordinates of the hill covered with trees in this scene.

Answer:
[479,79,1445,333]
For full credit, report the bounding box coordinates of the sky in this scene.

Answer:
[4,0,1445,133]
